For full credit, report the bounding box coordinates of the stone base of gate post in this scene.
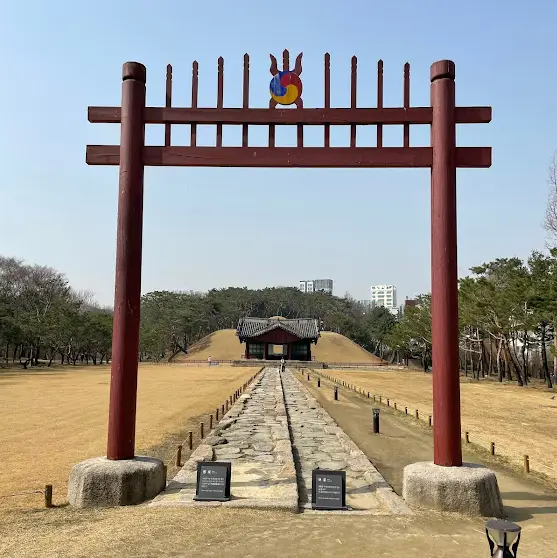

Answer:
[402,461,504,517]
[68,456,166,508]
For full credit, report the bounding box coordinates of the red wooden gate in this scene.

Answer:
[87,51,491,467]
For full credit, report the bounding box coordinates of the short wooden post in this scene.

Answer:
[405,407,408,415]
[491,442,495,455]
[200,422,204,439]
[394,402,397,410]
[523,454,530,474]
[222,404,225,415]
[379,396,382,404]
[44,484,53,508]
[367,392,369,398]
[216,408,219,421]
[428,415,432,427]
[415,409,419,419]
[465,431,470,443]
[210,415,213,429]
[387,399,390,407]
[334,386,338,400]
[188,431,193,450]
[317,377,321,387]
[225,401,229,411]
[176,445,183,467]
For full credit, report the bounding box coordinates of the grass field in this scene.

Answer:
[326,367,557,482]
[0,364,254,511]
[177,329,382,363]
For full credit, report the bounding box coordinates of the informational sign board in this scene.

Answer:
[193,461,231,502]
[311,469,347,510]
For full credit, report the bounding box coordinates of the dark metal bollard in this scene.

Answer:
[45,484,53,508]
[372,408,380,434]
[318,377,321,388]
[334,386,338,400]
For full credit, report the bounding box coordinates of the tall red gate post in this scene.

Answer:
[67,63,166,508]
[430,61,462,467]
[107,62,146,461]
[402,61,503,518]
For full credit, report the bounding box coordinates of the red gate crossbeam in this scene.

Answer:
[87,106,491,169]
[86,145,489,168]
[88,106,490,125]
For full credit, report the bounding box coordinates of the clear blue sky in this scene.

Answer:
[1,0,555,306]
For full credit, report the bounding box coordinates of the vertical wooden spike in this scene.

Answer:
[242,54,249,147]
[269,121,275,147]
[217,57,224,148]
[191,61,199,147]
[403,62,410,148]
[350,56,357,148]
[377,60,384,148]
[282,49,289,71]
[165,64,172,147]
[324,53,331,147]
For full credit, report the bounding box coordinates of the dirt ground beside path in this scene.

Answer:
[1,494,555,557]
[0,488,552,554]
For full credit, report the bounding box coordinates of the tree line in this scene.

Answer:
[0,256,112,367]
[391,251,557,387]
[2,250,557,388]
[3,151,557,380]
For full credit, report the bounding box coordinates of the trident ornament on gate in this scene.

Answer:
[269,51,303,108]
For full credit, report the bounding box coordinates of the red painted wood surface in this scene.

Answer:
[86,145,491,168]
[430,60,462,467]
[88,105,491,126]
[251,330,303,344]
[106,62,146,461]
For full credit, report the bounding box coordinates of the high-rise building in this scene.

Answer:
[299,279,333,295]
[370,284,397,315]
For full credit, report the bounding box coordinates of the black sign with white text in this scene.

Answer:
[193,461,231,501]
[311,469,346,510]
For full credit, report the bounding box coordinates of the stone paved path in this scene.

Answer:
[151,367,409,514]
[282,369,408,513]
[151,368,298,510]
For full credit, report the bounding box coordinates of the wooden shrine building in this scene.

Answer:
[236,317,320,361]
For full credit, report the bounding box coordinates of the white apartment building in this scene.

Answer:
[370,284,397,315]
[299,279,333,295]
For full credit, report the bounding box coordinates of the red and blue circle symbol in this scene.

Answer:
[270,71,303,105]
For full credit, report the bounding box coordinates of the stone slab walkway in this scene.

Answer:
[282,369,410,514]
[150,368,298,510]
[150,367,409,514]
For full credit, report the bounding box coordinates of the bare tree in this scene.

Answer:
[544,151,557,244]
[543,152,557,377]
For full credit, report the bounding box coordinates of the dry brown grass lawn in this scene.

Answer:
[0,363,254,512]
[328,368,557,481]
[178,329,381,363]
